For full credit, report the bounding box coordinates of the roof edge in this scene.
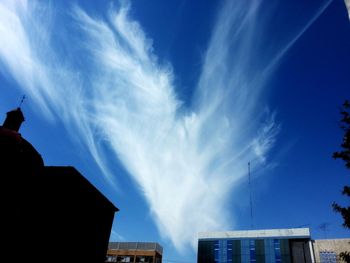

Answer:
[198,228,311,239]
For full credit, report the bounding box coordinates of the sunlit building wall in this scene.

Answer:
[313,239,350,263]
[106,242,163,263]
[197,228,314,263]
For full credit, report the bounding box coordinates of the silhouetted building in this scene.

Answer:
[197,228,315,263]
[106,242,163,263]
[1,107,119,262]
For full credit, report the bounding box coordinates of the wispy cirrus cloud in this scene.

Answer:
[345,0,350,19]
[0,0,331,252]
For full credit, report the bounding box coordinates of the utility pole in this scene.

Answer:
[248,161,254,229]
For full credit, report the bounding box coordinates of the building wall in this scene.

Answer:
[106,250,161,263]
[106,242,163,263]
[198,238,313,263]
[313,239,350,263]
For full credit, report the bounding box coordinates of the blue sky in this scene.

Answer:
[0,0,349,262]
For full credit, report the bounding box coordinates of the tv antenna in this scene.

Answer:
[295,223,310,228]
[18,95,26,107]
[318,223,330,239]
[248,161,254,229]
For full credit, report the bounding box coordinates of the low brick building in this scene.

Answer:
[106,242,163,263]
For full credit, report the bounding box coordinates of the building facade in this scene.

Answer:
[106,242,163,263]
[313,239,350,263]
[197,228,315,263]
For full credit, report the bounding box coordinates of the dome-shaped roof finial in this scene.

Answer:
[2,96,26,132]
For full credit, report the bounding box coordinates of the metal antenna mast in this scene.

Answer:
[19,95,26,107]
[319,223,330,239]
[248,161,254,229]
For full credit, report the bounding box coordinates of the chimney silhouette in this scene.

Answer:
[3,108,25,132]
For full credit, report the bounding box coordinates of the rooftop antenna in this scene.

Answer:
[318,223,330,239]
[18,95,26,108]
[295,223,310,228]
[248,161,254,229]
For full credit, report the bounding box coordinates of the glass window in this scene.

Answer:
[136,256,150,262]
[227,240,233,262]
[214,240,219,262]
[274,239,281,263]
[106,255,117,262]
[215,241,219,248]
[320,251,337,263]
[116,256,134,262]
[136,256,144,262]
[214,248,219,262]
[250,239,256,262]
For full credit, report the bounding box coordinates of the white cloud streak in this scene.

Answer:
[0,0,330,252]
[345,0,350,19]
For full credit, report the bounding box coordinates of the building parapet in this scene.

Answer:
[108,242,163,255]
[198,228,311,240]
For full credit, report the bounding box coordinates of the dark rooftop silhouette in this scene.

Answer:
[2,107,24,132]
[1,107,118,263]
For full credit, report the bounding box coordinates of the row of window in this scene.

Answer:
[213,239,289,263]
[105,255,154,263]
[319,251,337,263]
[199,239,338,263]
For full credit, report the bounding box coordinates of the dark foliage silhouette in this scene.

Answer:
[332,100,350,263]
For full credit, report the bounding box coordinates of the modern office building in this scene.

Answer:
[197,228,315,263]
[106,242,163,263]
[1,107,119,262]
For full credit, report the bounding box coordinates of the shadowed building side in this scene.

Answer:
[2,107,24,132]
[0,107,119,262]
